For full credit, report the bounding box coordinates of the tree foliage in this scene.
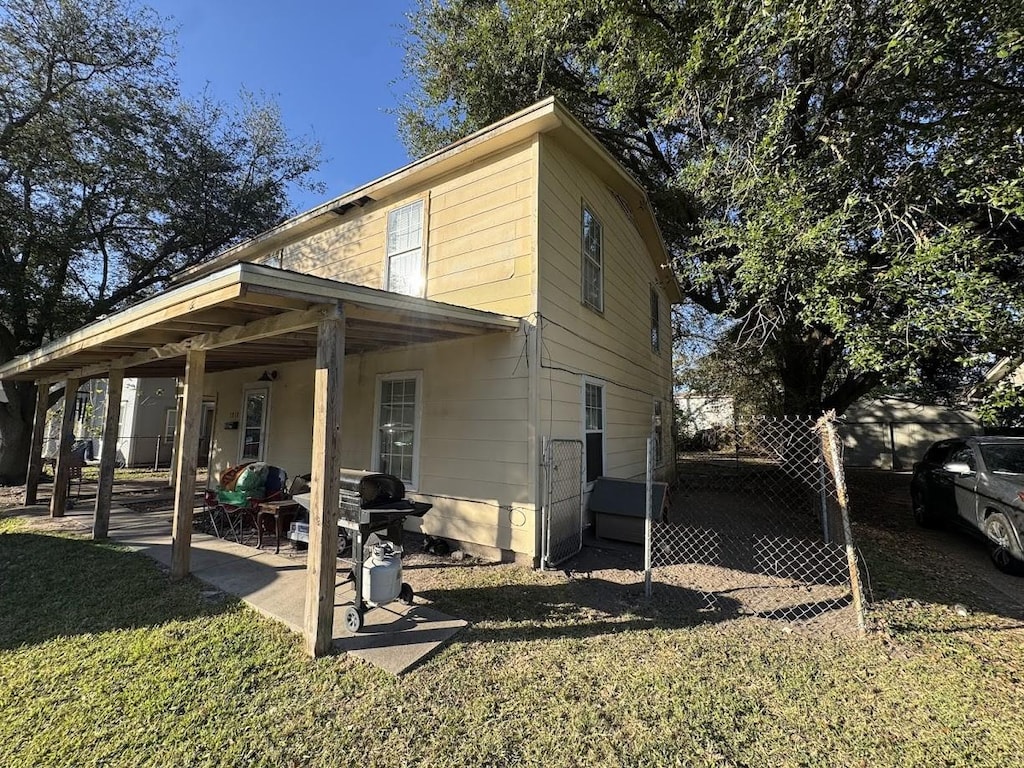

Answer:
[0,0,321,481]
[401,0,1024,415]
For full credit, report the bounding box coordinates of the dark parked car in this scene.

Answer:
[911,436,1024,575]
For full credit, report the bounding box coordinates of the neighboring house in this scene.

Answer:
[0,98,681,566]
[975,357,1023,391]
[675,393,735,438]
[841,397,981,470]
[40,378,185,468]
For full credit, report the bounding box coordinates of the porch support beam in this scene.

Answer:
[170,348,206,579]
[63,304,332,382]
[303,305,345,657]
[0,280,243,380]
[24,379,50,506]
[50,376,80,518]
[92,366,123,539]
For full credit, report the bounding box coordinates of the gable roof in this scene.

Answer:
[178,98,683,303]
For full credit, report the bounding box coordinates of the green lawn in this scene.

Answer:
[1,514,1022,768]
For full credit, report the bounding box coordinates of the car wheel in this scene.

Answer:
[912,487,940,528]
[983,512,1024,576]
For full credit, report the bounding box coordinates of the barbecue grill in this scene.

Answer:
[289,469,432,632]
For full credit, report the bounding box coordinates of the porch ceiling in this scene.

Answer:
[0,263,521,382]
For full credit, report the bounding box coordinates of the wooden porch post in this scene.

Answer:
[304,306,345,657]
[92,367,124,539]
[50,376,81,518]
[24,379,49,506]
[170,348,206,579]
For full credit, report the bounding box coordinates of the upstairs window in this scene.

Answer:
[650,286,660,352]
[386,200,425,296]
[581,205,603,312]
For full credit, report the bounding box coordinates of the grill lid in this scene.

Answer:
[338,469,406,506]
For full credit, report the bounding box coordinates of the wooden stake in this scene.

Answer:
[821,414,867,635]
[304,306,345,657]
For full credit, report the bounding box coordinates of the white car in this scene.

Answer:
[911,436,1024,575]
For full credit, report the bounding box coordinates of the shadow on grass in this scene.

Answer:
[418,577,744,644]
[0,532,231,650]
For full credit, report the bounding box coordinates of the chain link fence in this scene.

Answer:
[648,414,865,634]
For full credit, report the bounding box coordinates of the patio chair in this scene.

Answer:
[62,439,90,510]
[202,462,250,537]
[204,463,288,545]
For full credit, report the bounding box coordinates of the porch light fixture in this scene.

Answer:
[257,370,278,382]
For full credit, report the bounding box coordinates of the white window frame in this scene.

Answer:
[164,407,178,444]
[650,286,661,353]
[581,376,606,489]
[384,197,429,297]
[238,383,271,463]
[372,371,423,490]
[581,203,604,313]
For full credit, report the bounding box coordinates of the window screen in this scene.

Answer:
[582,206,603,311]
[386,200,424,296]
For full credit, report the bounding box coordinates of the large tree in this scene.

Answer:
[400,0,1024,415]
[0,0,321,482]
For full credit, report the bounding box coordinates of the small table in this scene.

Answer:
[256,500,302,554]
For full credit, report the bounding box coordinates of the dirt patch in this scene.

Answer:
[0,484,24,511]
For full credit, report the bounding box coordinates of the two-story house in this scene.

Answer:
[0,98,680,655]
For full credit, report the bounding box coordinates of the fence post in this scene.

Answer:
[817,455,831,545]
[540,437,549,571]
[154,436,161,471]
[644,436,653,598]
[822,416,867,634]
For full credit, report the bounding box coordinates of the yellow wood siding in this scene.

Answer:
[536,134,674,481]
[204,330,536,559]
[253,142,536,319]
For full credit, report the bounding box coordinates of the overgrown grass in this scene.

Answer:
[1,515,1022,767]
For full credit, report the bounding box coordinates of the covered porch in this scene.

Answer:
[0,263,519,656]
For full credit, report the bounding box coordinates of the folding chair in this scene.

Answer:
[204,463,288,546]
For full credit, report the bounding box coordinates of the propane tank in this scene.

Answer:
[362,542,402,605]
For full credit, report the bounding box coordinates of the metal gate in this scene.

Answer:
[541,438,584,568]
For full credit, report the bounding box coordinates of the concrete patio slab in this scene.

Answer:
[106,504,467,675]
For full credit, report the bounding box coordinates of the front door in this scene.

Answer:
[240,386,270,463]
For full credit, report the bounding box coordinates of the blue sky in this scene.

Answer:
[146,0,418,213]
